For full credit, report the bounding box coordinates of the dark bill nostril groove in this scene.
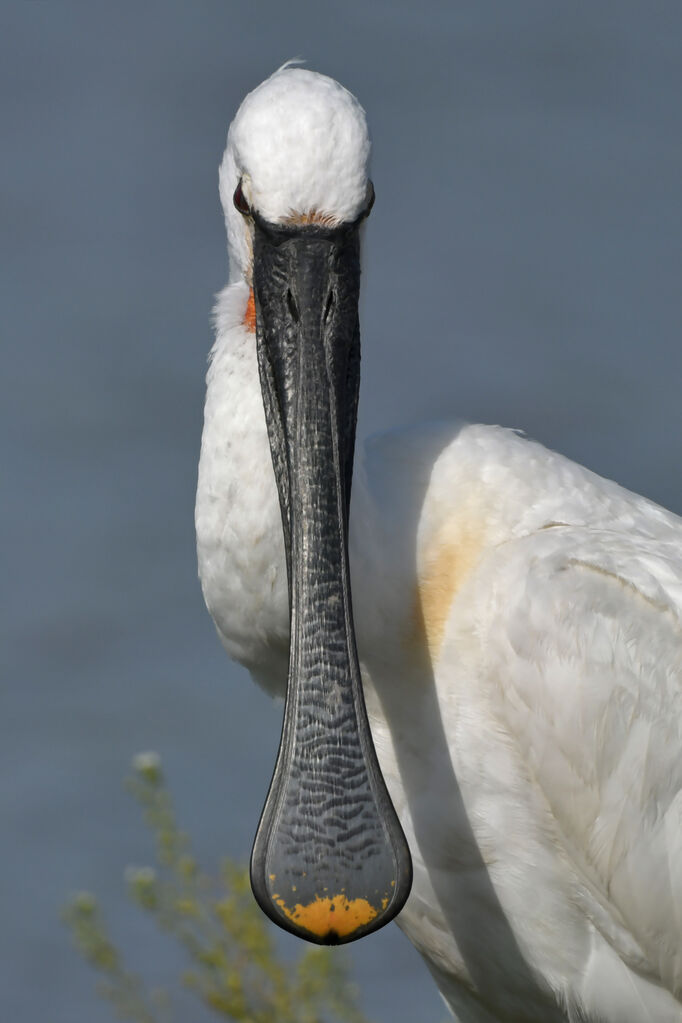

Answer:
[323,289,336,325]
[286,288,300,322]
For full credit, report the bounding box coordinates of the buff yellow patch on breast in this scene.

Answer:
[413,519,488,663]
[274,893,378,940]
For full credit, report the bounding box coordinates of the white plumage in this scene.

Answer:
[196,67,682,1021]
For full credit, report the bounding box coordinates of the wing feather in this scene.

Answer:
[482,526,682,994]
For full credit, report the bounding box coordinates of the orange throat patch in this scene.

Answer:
[244,288,256,332]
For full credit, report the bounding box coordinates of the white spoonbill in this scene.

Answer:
[196,67,682,1022]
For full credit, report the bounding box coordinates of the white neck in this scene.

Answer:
[195,280,291,693]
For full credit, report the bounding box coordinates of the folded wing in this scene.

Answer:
[484,525,682,996]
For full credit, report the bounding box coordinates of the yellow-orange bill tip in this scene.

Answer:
[273,893,379,941]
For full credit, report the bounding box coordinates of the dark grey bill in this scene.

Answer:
[249,196,412,944]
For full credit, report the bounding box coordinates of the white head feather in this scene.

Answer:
[219,68,371,281]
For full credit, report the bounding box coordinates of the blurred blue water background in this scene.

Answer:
[2,3,681,1021]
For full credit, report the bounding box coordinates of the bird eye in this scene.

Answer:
[233,181,251,216]
[365,181,375,216]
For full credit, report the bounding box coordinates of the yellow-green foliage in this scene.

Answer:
[64,753,372,1023]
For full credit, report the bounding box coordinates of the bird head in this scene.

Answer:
[219,66,372,281]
